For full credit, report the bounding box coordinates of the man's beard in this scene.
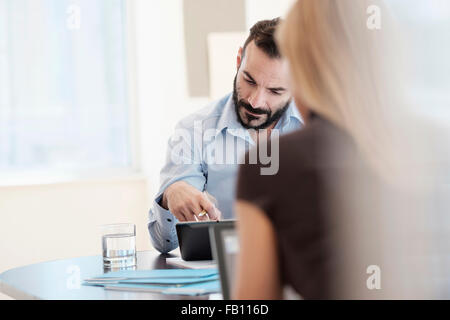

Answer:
[232,75,290,130]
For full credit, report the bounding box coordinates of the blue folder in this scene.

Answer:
[82,268,221,295]
[104,280,221,296]
[119,274,219,285]
[84,268,218,282]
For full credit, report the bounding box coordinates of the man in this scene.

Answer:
[148,18,303,253]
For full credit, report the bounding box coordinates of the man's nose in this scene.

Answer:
[248,88,267,109]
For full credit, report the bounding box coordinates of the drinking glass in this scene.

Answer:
[101,223,136,268]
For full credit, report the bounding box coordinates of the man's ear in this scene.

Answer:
[237,47,243,70]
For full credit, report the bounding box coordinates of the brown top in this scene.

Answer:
[236,114,362,299]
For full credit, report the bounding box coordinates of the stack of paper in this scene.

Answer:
[83,268,220,296]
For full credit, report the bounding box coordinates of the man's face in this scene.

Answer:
[233,41,292,130]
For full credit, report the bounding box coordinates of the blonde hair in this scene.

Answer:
[277,0,437,298]
[277,0,409,183]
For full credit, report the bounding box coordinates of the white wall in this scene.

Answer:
[245,0,295,28]
[133,0,210,198]
[0,176,151,298]
[0,177,151,271]
[207,32,247,100]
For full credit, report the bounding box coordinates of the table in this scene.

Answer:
[0,251,216,300]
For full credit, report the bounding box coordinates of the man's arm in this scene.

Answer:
[148,181,220,253]
[147,119,220,253]
[161,181,220,221]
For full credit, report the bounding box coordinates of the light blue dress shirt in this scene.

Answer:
[147,93,303,253]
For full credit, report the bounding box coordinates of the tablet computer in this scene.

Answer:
[175,220,236,261]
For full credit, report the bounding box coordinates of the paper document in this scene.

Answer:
[117,274,218,285]
[84,268,218,283]
[105,280,221,296]
[82,268,220,295]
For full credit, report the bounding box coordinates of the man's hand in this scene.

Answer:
[161,181,222,222]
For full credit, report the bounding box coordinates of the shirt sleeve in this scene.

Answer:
[147,118,206,253]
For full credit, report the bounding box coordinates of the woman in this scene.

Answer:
[233,0,432,299]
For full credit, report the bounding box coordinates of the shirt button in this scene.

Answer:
[166,239,170,242]
[167,218,172,222]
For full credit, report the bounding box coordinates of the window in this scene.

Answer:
[0,0,132,176]
[387,1,450,113]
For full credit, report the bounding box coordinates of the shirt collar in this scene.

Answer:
[216,93,241,133]
[276,99,303,129]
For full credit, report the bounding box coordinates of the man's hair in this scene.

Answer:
[242,18,281,59]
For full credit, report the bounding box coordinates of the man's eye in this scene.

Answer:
[270,90,281,96]
[245,78,256,86]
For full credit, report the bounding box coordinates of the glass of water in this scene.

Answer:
[101,223,136,268]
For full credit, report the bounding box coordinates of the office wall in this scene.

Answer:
[245,0,295,28]
[0,177,152,300]
[207,32,247,100]
[0,178,151,274]
[183,0,246,97]
[133,0,211,199]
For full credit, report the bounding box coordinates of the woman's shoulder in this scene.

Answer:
[278,115,339,166]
